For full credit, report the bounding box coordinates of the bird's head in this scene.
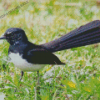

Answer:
[0,28,28,45]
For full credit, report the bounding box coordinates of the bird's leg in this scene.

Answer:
[36,71,41,100]
[19,71,24,82]
[14,71,24,92]
[37,71,40,86]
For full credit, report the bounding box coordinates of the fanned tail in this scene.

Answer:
[42,20,100,52]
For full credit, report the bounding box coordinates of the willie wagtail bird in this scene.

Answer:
[0,20,100,85]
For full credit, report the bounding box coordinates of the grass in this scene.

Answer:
[0,0,100,99]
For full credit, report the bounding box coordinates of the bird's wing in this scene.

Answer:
[26,48,64,65]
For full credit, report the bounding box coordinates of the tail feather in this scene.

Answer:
[42,20,100,52]
[61,28,100,48]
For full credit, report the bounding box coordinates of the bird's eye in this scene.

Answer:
[11,34,15,38]
[18,34,21,37]
[18,34,21,40]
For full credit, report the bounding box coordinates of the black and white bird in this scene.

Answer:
[0,20,100,86]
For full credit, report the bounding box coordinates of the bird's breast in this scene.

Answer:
[8,53,45,71]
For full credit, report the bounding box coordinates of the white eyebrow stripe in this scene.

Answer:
[7,32,11,34]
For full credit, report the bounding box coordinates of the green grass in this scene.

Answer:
[0,0,100,99]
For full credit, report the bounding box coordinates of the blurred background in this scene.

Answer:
[0,0,100,100]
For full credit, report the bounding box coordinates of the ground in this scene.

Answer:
[0,0,100,100]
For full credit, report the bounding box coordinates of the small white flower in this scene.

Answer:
[68,19,78,28]
[0,40,3,44]
[75,9,81,16]
[44,78,53,84]
[67,94,72,98]
[91,6,99,14]
[25,88,29,93]
[0,93,5,100]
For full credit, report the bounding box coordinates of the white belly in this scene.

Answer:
[9,53,45,71]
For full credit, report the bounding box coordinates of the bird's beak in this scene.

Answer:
[0,35,6,39]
